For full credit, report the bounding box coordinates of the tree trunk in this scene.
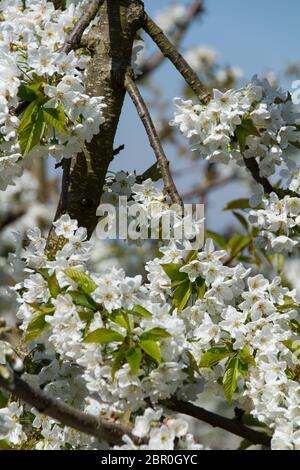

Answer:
[47,0,144,254]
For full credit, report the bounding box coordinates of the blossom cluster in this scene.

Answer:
[249,191,300,254]
[99,171,203,248]
[0,205,298,449]
[0,0,105,189]
[171,76,300,178]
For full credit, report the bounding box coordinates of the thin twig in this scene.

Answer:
[141,11,281,197]
[125,74,183,207]
[165,399,271,448]
[61,0,104,54]
[142,12,210,103]
[140,0,204,79]
[183,174,235,200]
[113,144,125,156]
[243,157,276,195]
[0,371,142,447]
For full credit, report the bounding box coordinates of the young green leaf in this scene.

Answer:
[131,305,152,318]
[205,230,227,249]
[223,356,239,402]
[83,328,124,344]
[199,347,233,368]
[235,118,260,153]
[48,273,60,298]
[196,277,206,299]
[112,312,129,330]
[233,211,249,231]
[111,347,127,380]
[238,348,256,367]
[140,339,161,364]
[25,311,49,343]
[139,162,162,182]
[228,234,251,260]
[18,106,45,157]
[42,105,68,135]
[173,279,192,312]
[140,327,171,341]
[78,310,95,322]
[17,84,40,102]
[223,199,250,211]
[69,291,97,310]
[64,268,97,294]
[161,263,187,281]
[126,347,142,375]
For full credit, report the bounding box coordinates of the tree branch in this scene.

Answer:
[165,399,271,448]
[139,0,204,79]
[125,74,183,207]
[142,12,210,103]
[141,11,279,197]
[243,157,276,195]
[0,370,272,448]
[0,371,142,447]
[61,0,104,54]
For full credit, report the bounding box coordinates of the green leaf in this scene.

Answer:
[289,319,300,335]
[140,327,171,341]
[126,347,142,375]
[199,347,232,368]
[184,250,198,263]
[196,277,206,299]
[186,351,200,380]
[18,106,45,157]
[25,311,49,343]
[235,118,260,153]
[111,347,127,380]
[238,348,256,367]
[223,356,239,402]
[17,84,40,102]
[0,440,13,450]
[277,301,299,313]
[140,339,161,364]
[64,268,97,294]
[282,339,300,355]
[223,199,250,211]
[161,263,187,281]
[205,230,227,249]
[228,234,251,259]
[69,291,97,310]
[173,279,192,312]
[78,310,95,322]
[43,105,68,135]
[233,212,249,231]
[18,100,39,133]
[140,162,162,182]
[0,390,8,408]
[131,305,152,318]
[83,328,124,344]
[48,273,60,298]
[112,312,129,330]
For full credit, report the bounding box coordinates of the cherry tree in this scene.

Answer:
[0,0,299,451]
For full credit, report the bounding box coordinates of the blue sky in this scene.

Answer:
[106,0,300,230]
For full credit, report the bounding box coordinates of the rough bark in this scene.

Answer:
[47,0,144,254]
